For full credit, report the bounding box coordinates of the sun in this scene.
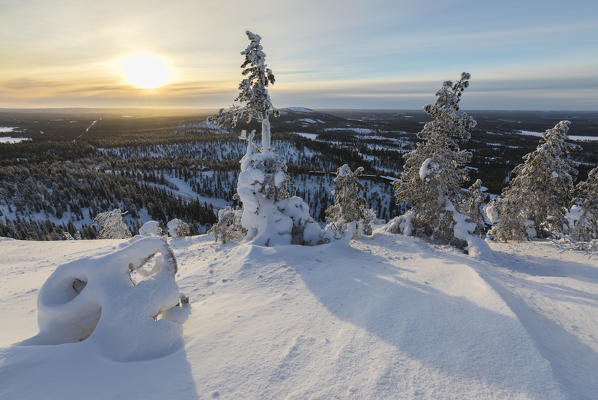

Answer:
[121,54,170,89]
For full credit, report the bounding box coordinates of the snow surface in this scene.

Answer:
[0,137,31,144]
[0,127,18,133]
[515,130,598,142]
[1,235,597,399]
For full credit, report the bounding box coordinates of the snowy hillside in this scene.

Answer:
[1,234,597,399]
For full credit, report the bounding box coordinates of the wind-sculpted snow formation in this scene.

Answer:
[237,134,326,246]
[22,237,189,361]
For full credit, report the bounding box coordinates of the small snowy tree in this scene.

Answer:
[139,220,164,237]
[489,121,580,241]
[94,209,132,239]
[209,30,278,150]
[209,206,246,243]
[167,218,190,238]
[326,164,374,238]
[567,166,598,242]
[392,72,477,247]
[210,32,325,246]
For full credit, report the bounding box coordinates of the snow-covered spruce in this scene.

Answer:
[567,165,598,242]
[167,218,190,238]
[209,30,278,150]
[237,133,325,246]
[210,32,325,246]
[93,209,131,239]
[390,73,488,255]
[209,206,246,243]
[489,121,580,241]
[139,220,164,237]
[325,164,375,239]
[22,237,189,361]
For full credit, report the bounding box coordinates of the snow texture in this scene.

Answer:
[2,234,597,399]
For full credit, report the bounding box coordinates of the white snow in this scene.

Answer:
[515,130,598,142]
[325,127,376,134]
[1,234,597,399]
[297,118,317,124]
[139,220,163,236]
[292,132,319,140]
[0,127,18,133]
[0,137,31,144]
[419,158,437,180]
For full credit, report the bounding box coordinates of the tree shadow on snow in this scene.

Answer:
[416,240,598,400]
[271,234,597,399]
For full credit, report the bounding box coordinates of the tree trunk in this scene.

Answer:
[261,117,271,150]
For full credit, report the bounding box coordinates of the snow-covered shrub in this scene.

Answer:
[93,209,131,239]
[489,121,580,241]
[209,206,246,243]
[326,164,374,239]
[139,220,164,237]
[167,218,190,238]
[567,165,598,242]
[210,31,325,246]
[23,237,189,361]
[392,72,480,249]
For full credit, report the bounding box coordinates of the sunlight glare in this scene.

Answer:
[121,54,170,89]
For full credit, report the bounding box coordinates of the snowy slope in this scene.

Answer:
[1,235,597,399]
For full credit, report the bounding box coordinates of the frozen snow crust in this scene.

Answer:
[1,234,598,399]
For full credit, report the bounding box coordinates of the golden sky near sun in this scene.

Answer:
[0,0,597,109]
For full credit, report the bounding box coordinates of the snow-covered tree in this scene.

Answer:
[209,206,246,243]
[210,30,278,150]
[567,165,598,242]
[236,132,324,245]
[139,220,163,236]
[167,218,190,238]
[210,32,325,246]
[392,72,477,247]
[489,121,579,241]
[460,179,487,237]
[93,209,132,239]
[326,164,374,238]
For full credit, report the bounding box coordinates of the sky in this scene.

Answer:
[0,0,597,110]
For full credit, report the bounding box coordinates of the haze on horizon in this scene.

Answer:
[1,0,597,111]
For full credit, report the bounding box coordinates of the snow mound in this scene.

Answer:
[22,237,189,361]
[139,220,163,236]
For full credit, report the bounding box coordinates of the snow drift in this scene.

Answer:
[21,237,189,361]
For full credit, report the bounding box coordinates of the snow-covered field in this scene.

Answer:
[1,234,597,399]
[0,137,31,144]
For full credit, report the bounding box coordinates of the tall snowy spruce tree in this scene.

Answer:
[489,120,580,241]
[210,31,324,246]
[391,72,481,249]
[567,165,598,242]
[326,164,375,239]
[210,30,277,150]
